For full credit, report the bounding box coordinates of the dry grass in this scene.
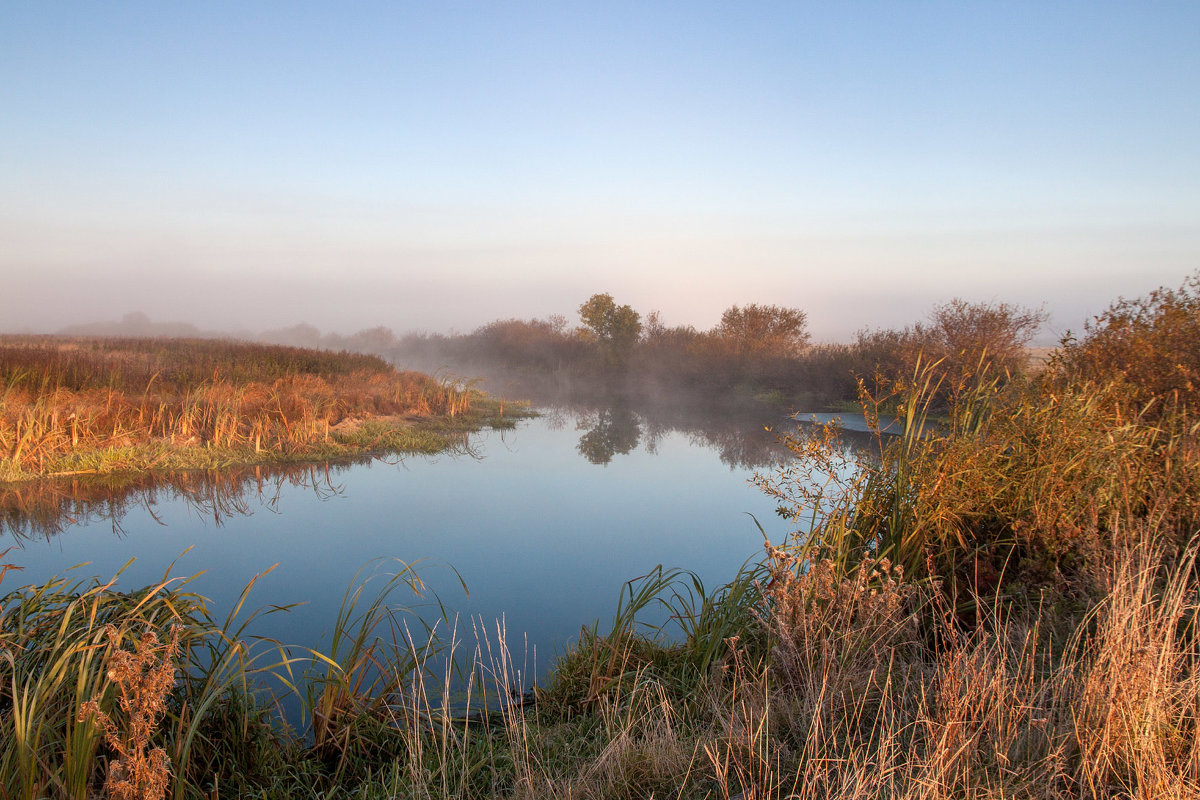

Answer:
[2,532,1197,799]
[78,625,180,800]
[681,534,1197,800]
[0,336,494,482]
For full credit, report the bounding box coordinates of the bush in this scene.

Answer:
[759,279,1200,603]
[1053,271,1200,410]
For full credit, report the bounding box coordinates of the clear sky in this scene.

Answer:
[3,1,1198,342]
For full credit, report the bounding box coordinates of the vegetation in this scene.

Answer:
[2,274,1197,798]
[1053,272,1200,409]
[0,336,526,484]
[78,291,1046,413]
[379,294,1049,412]
[713,304,810,357]
[578,293,643,367]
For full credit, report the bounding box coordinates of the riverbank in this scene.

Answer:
[2,519,1194,799]
[2,277,1197,798]
[0,336,531,484]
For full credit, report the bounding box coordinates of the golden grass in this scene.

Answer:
[0,336,511,483]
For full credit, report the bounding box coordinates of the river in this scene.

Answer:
[2,404,850,680]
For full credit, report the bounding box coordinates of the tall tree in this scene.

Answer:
[578,293,642,365]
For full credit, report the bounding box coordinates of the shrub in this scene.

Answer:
[1053,271,1200,410]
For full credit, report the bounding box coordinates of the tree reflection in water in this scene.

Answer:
[0,460,365,542]
[568,401,798,469]
[575,407,642,465]
[2,402,881,540]
[568,399,883,470]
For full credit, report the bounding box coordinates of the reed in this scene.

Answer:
[0,336,526,483]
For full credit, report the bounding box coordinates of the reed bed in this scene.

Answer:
[0,337,512,483]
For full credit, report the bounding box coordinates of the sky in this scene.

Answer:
[2,1,1198,343]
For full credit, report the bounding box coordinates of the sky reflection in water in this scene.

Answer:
[1,408,826,677]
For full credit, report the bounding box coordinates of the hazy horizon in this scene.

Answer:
[4,3,1198,343]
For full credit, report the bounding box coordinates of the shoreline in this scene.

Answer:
[0,397,532,487]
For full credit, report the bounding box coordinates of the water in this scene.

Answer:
[2,406,809,676]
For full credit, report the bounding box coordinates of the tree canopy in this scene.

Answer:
[713,304,810,356]
[578,293,642,365]
[925,299,1047,377]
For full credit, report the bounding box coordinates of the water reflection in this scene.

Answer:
[568,400,810,470]
[0,400,882,544]
[0,399,887,695]
[575,406,642,465]
[0,460,365,542]
[457,368,886,470]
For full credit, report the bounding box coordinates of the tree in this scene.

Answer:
[713,304,810,356]
[344,325,397,355]
[576,407,641,465]
[578,293,642,365]
[926,299,1047,377]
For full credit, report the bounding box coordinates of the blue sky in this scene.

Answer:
[3,2,1198,341]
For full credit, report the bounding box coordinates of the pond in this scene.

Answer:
[2,404,859,683]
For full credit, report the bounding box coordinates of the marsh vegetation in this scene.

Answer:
[0,337,523,484]
[2,274,1199,798]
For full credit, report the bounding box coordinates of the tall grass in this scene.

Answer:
[0,336,507,483]
[2,532,1197,798]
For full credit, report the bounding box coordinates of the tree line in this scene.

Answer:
[55,292,1053,410]
[255,293,1046,410]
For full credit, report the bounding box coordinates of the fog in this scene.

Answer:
[5,221,1196,345]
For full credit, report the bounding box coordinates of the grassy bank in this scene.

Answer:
[2,276,1198,798]
[2,533,1195,799]
[0,336,527,484]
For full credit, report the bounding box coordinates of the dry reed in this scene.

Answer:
[0,337,486,482]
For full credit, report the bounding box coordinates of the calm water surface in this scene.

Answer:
[3,408,806,676]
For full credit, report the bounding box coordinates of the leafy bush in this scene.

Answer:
[1053,271,1200,410]
[760,277,1200,603]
